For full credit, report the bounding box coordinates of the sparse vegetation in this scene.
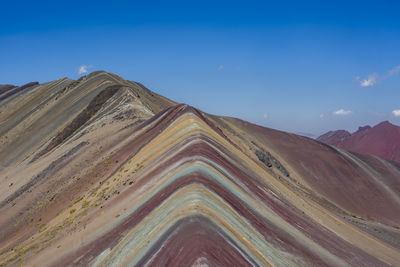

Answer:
[349,213,363,220]
[74,196,84,205]
[81,200,90,209]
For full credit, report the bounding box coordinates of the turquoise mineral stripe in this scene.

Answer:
[94,184,289,266]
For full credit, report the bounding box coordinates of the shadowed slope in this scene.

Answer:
[0,85,17,95]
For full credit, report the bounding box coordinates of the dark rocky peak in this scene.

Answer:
[355,125,371,133]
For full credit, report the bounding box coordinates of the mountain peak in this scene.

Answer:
[317,129,350,144]
[376,120,394,128]
[318,120,400,162]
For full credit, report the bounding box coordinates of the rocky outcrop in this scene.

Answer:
[254,148,291,178]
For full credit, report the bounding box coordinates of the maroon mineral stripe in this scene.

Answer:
[137,216,255,267]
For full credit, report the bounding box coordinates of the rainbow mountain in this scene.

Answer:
[1,71,400,266]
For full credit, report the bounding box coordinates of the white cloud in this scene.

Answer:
[218,65,224,70]
[355,65,400,87]
[388,65,400,77]
[319,114,324,118]
[78,65,90,75]
[358,73,378,87]
[392,110,400,117]
[263,114,268,119]
[333,109,352,116]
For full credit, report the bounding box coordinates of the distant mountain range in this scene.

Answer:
[317,121,400,162]
[1,71,400,266]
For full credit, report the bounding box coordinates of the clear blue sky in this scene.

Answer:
[1,0,400,135]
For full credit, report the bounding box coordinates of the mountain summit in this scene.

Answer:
[1,71,400,266]
[317,121,400,162]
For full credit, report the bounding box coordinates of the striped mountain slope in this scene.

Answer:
[0,71,399,266]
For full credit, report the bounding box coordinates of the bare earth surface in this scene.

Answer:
[1,71,399,266]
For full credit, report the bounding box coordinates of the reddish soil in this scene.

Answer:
[318,121,400,162]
